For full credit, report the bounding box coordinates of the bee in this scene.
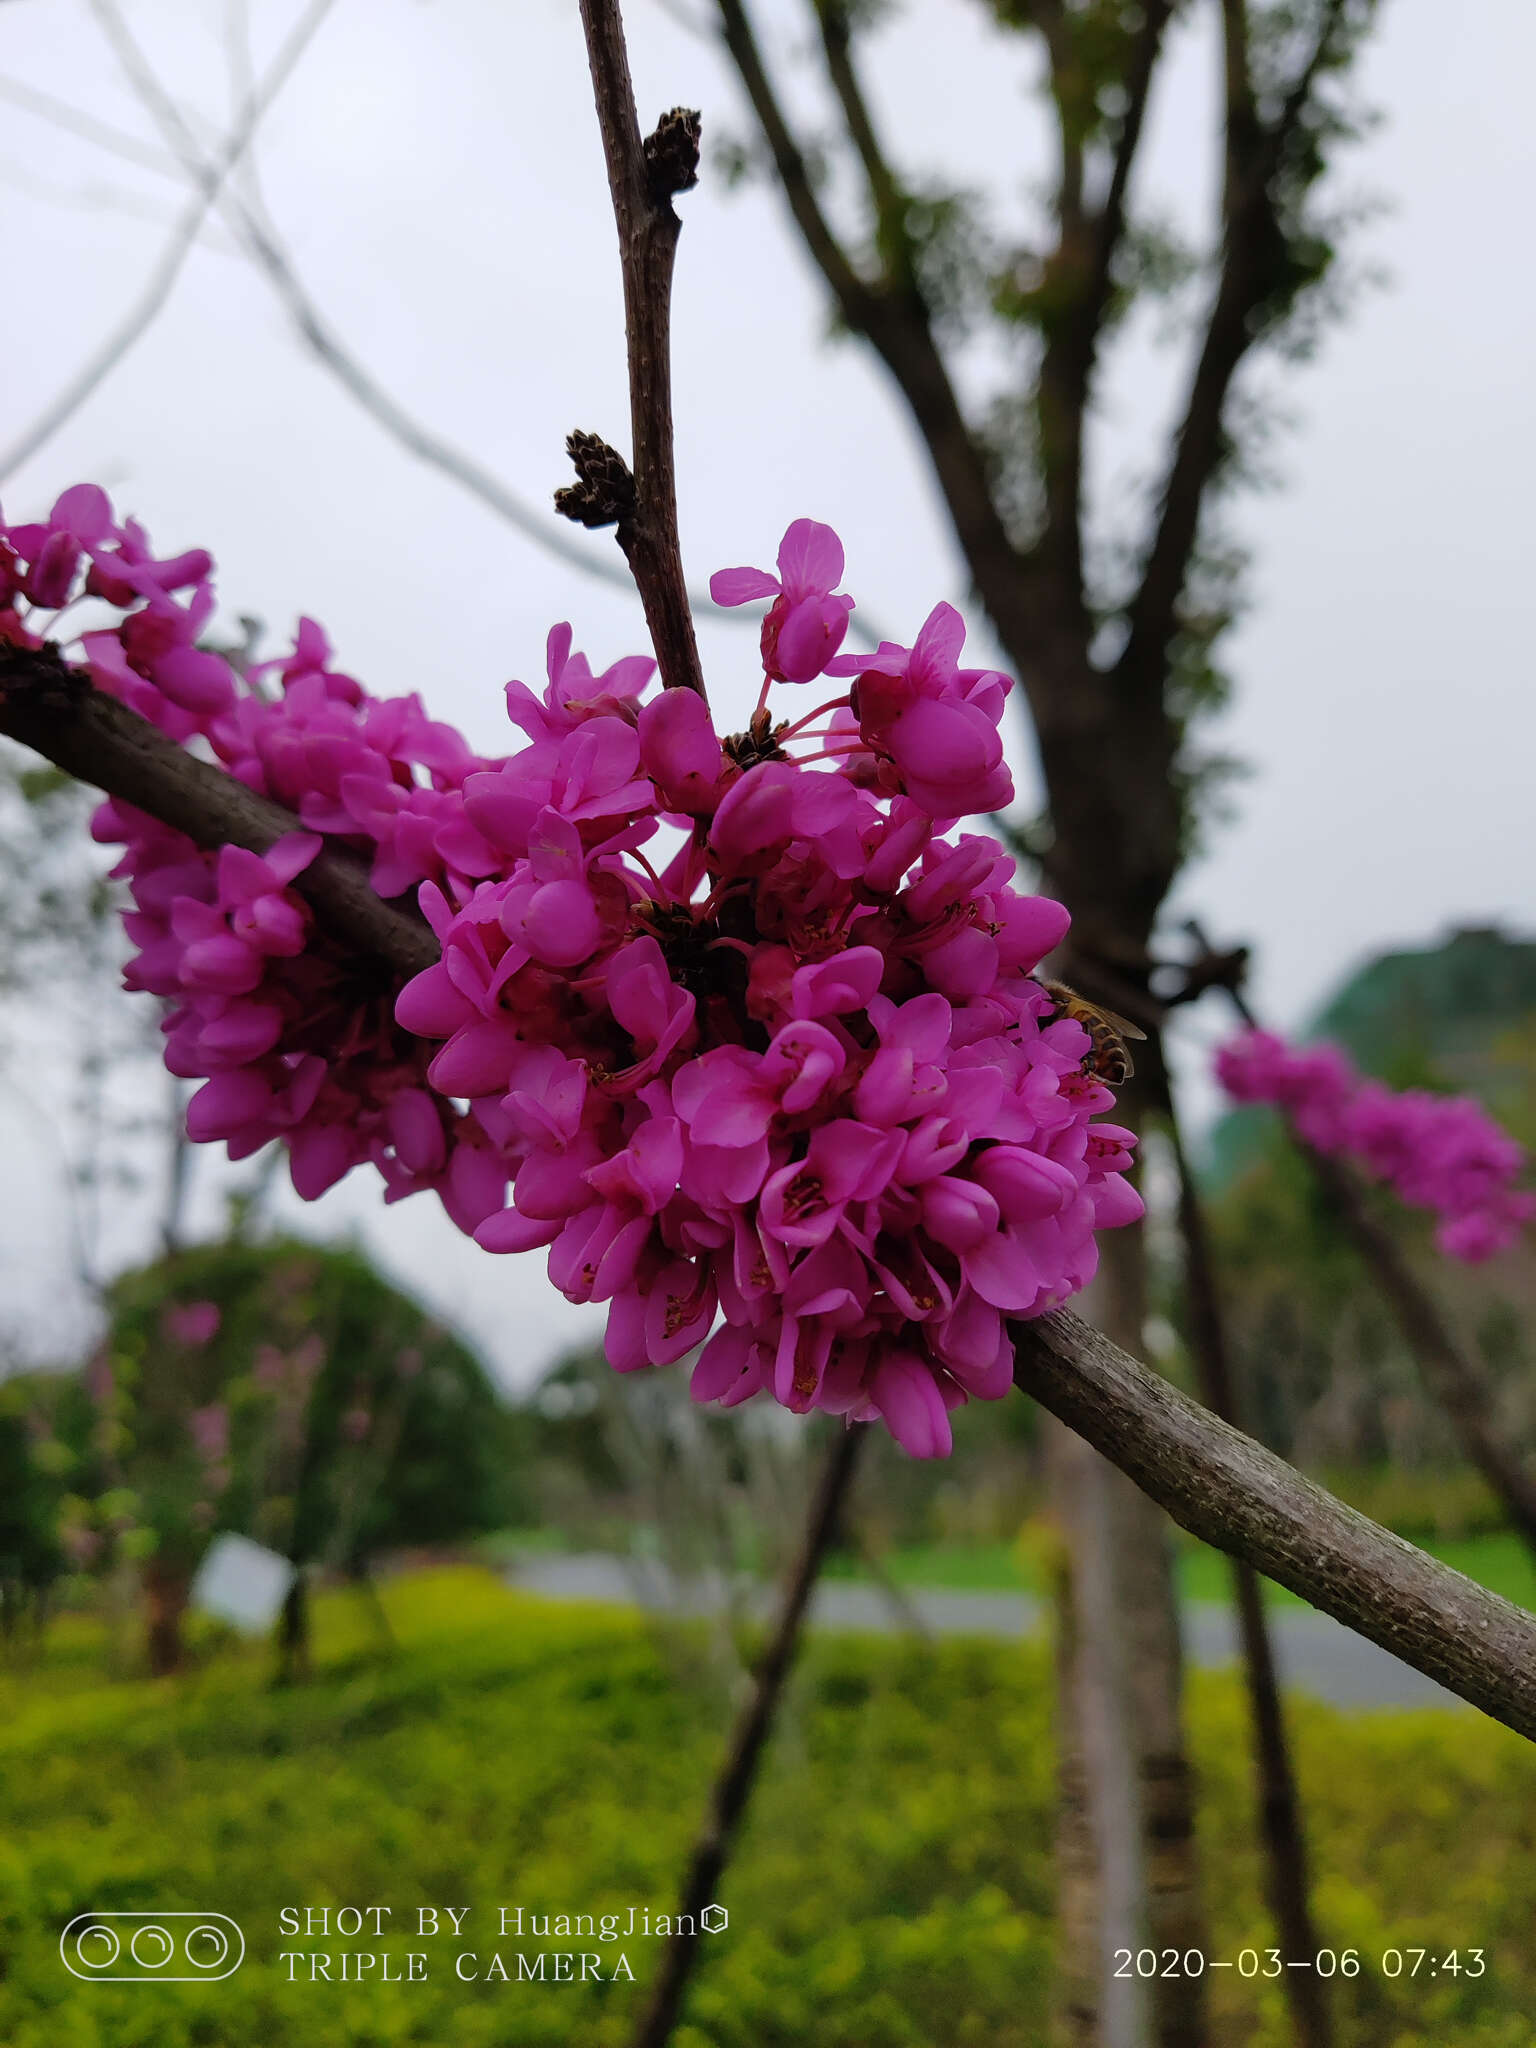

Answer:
[1033,978,1146,1086]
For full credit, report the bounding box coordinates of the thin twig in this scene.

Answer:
[630,1423,864,2048]
[573,0,707,697]
[0,0,335,482]
[1159,1078,1331,2048]
[78,8,755,625]
[0,648,435,978]
[0,72,185,177]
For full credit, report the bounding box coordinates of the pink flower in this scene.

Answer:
[1216,1028,1532,1264]
[828,604,1013,819]
[710,518,854,683]
[166,1301,222,1347]
[188,1402,230,1461]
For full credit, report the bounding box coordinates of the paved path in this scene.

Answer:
[506,1553,1463,1713]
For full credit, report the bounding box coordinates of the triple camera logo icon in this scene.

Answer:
[60,1912,245,1983]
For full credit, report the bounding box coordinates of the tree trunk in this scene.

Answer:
[273,1571,311,1686]
[1049,1416,1149,2048]
[1052,1090,1208,2048]
[143,1557,190,1676]
[1097,1224,1207,2048]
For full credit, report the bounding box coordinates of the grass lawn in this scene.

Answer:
[4,1567,1536,2046]
[823,1532,1536,1612]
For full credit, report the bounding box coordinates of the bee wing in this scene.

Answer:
[1094,1005,1147,1042]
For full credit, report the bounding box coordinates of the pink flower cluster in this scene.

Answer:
[3,490,1146,1455]
[1216,1029,1534,1262]
[3,484,513,1230]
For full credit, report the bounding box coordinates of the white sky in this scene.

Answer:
[0,0,1531,1389]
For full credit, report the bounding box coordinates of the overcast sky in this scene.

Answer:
[1,0,1531,1388]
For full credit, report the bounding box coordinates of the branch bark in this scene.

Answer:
[1012,1308,1536,1740]
[574,0,706,699]
[630,1423,865,2048]
[0,650,435,979]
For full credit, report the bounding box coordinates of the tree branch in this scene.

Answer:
[0,649,435,979]
[572,0,706,698]
[714,0,1026,654]
[0,0,335,482]
[812,2,908,282]
[0,71,184,178]
[10,653,1533,1738]
[77,2,722,615]
[1089,3,1173,316]
[1034,0,1173,592]
[1012,1309,1536,1740]
[1117,0,1352,695]
[715,0,871,321]
[631,1423,865,2048]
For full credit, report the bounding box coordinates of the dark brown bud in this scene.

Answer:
[644,107,702,201]
[554,430,637,530]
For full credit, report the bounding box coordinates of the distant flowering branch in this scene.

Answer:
[1199,952,1536,1559]
[1216,1028,1534,1262]
[1,486,1141,1460]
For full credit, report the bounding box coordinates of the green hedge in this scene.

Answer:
[2,1569,1533,2046]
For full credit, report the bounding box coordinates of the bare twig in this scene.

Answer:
[571,0,706,697]
[0,648,435,978]
[0,0,335,482]
[1159,1079,1331,2048]
[1012,1308,1536,1740]
[631,1423,864,2048]
[80,7,754,624]
[0,72,184,177]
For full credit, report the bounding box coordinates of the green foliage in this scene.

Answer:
[0,1380,67,1607]
[2,1568,1535,2045]
[68,1238,531,1578]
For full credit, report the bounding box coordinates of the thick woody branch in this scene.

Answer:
[1012,1309,1536,1740]
[631,1425,865,2048]
[0,649,436,979]
[1033,0,1173,599]
[813,3,908,282]
[1118,0,1351,694]
[8,658,1532,1740]
[571,0,706,699]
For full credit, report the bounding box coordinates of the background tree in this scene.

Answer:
[60,1235,531,1673]
[705,5,1378,2035]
